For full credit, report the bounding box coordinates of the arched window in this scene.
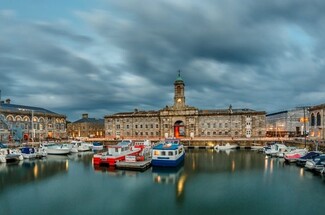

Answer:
[311,113,315,126]
[316,112,321,126]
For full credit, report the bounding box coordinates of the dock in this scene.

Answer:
[116,159,151,171]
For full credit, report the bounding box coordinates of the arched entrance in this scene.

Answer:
[174,121,185,138]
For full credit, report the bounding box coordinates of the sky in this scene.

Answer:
[1,0,325,122]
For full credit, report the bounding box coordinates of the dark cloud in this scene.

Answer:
[1,1,325,121]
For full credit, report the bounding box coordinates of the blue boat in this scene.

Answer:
[151,138,185,167]
[296,151,322,166]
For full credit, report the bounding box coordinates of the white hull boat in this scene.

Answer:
[214,143,238,150]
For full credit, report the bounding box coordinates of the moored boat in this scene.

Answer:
[41,143,71,155]
[283,148,308,163]
[20,146,37,159]
[214,143,238,150]
[305,154,325,172]
[296,151,322,166]
[92,140,143,166]
[152,138,185,167]
[91,142,104,151]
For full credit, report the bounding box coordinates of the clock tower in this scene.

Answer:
[174,70,185,109]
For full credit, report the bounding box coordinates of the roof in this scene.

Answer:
[73,118,104,124]
[153,143,180,150]
[0,103,64,116]
[174,70,184,84]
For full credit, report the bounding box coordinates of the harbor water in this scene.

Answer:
[1,149,325,215]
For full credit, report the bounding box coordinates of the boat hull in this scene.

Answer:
[152,153,185,167]
[93,148,141,166]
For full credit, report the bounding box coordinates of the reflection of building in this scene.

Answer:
[104,72,266,139]
[309,104,325,140]
[0,99,67,142]
[266,108,309,137]
[67,113,104,139]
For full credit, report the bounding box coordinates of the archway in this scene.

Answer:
[174,121,185,138]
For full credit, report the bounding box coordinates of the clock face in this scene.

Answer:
[177,98,182,102]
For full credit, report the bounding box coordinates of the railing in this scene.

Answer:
[0,114,10,128]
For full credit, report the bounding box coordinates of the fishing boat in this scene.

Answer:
[92,140,143,166]
[214,143,238,150]
[151,138,185,167]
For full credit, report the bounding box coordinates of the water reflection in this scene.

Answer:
[0,155,69,192]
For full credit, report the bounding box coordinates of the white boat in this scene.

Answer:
[0,148,24,162]
[283,148,308,162]
[265,144,287,156]
[214,143,238,150]
[251,143,264,150]
[41,143,71,155]
[71,141,91,152]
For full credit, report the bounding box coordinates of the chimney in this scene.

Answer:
[82,113,88,119]
[5,98,10,104]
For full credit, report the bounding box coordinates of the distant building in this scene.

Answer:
[67,113,105,139]
[0,98,67,142]
[266,108,309,137]
[309,104,325,140]
[104,72,266,140]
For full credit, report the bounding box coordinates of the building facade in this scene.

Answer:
[0,99,67,142]
[104,73,266,140]
[266,108,309,137]
[309,104,325,140]
[67,113,105,139]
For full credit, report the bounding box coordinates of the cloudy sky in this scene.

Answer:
[1,0,325,121]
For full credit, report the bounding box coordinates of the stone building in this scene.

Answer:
[0,99,67,142]
[266,108,309,137]
[104,72,266,140]
[67,113,105,139]
[309,104,325,140]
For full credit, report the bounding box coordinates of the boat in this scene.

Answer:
[283,148,308,163]
[264,144,287,156]
[214,143,238,150]
[296,151,323,166]
[20,146,37,159]
[0,148,24,162]
[250,143,264,150]
[151,138,185,167]
[71,141,91,152]
[41,143,71,155]
[305,154,325,172]
[92,140,143,166]
[91,142,104,151]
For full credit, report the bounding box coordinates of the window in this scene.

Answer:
[161,151,166,156]
[317,112,321,126]
[311,113,315,126]
[116,125,120,129]
[168,151,173,156]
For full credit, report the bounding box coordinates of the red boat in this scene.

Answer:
[92,140,149,166]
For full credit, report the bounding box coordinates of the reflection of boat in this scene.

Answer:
[152,165,184,184]
[214,143,238,150]
[152,138,185,167]
[93,140,142,166]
